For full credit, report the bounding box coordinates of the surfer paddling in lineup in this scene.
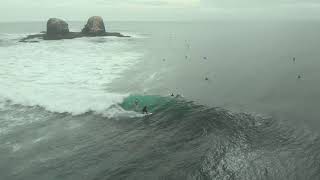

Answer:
[297,74,302,79]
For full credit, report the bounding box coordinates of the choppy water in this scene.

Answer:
[0,21,320,180]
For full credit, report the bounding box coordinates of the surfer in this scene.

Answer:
[293,57,296,63]
[171,93,174,97]
[297,74,302,79]
[205,77,209,81]
[134,99,139,111]
[142,106,148,114]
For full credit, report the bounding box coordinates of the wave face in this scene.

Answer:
[0,95,319,180]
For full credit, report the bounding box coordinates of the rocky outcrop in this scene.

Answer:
[46,18,69,40]
[20,16,129,42]
[82,16,106,35]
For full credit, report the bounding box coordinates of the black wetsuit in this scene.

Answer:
[142,106,148,114]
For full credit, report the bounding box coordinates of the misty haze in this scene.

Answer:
[0,1,320,180]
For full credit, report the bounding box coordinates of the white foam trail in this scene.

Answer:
[100,104,144,119]
[0,36,142,114]
[123,32,149,39]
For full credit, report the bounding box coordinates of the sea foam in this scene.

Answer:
[0,35,142,115]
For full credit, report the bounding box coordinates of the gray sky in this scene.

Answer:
[1,0,320,21]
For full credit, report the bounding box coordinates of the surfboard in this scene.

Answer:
[143,112,153,116]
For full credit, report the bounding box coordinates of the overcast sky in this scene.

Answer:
[1,0,320,21]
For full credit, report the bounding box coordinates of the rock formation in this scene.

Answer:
[20,16,129,42]
[82,16,106,35]
[46,18,69,40]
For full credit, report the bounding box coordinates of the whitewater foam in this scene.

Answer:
[0,34,142,115]
[99,104,145,119]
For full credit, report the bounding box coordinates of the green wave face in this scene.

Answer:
[119,95,174,113]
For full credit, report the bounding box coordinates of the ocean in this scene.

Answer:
[0,20,320,180]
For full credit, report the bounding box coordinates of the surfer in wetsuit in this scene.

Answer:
[297,74,302,79]
[142,106,148,114]
[134,99,139,111]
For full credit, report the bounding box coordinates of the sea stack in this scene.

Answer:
[45,18,69,40]
[82,16,106,36]
[19,16,129,42]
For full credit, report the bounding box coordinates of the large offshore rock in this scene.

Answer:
[81,16,106,35]
[19,16,129,42]
[46,18,69,39]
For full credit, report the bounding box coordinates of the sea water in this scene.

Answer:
[0,20,320,180]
